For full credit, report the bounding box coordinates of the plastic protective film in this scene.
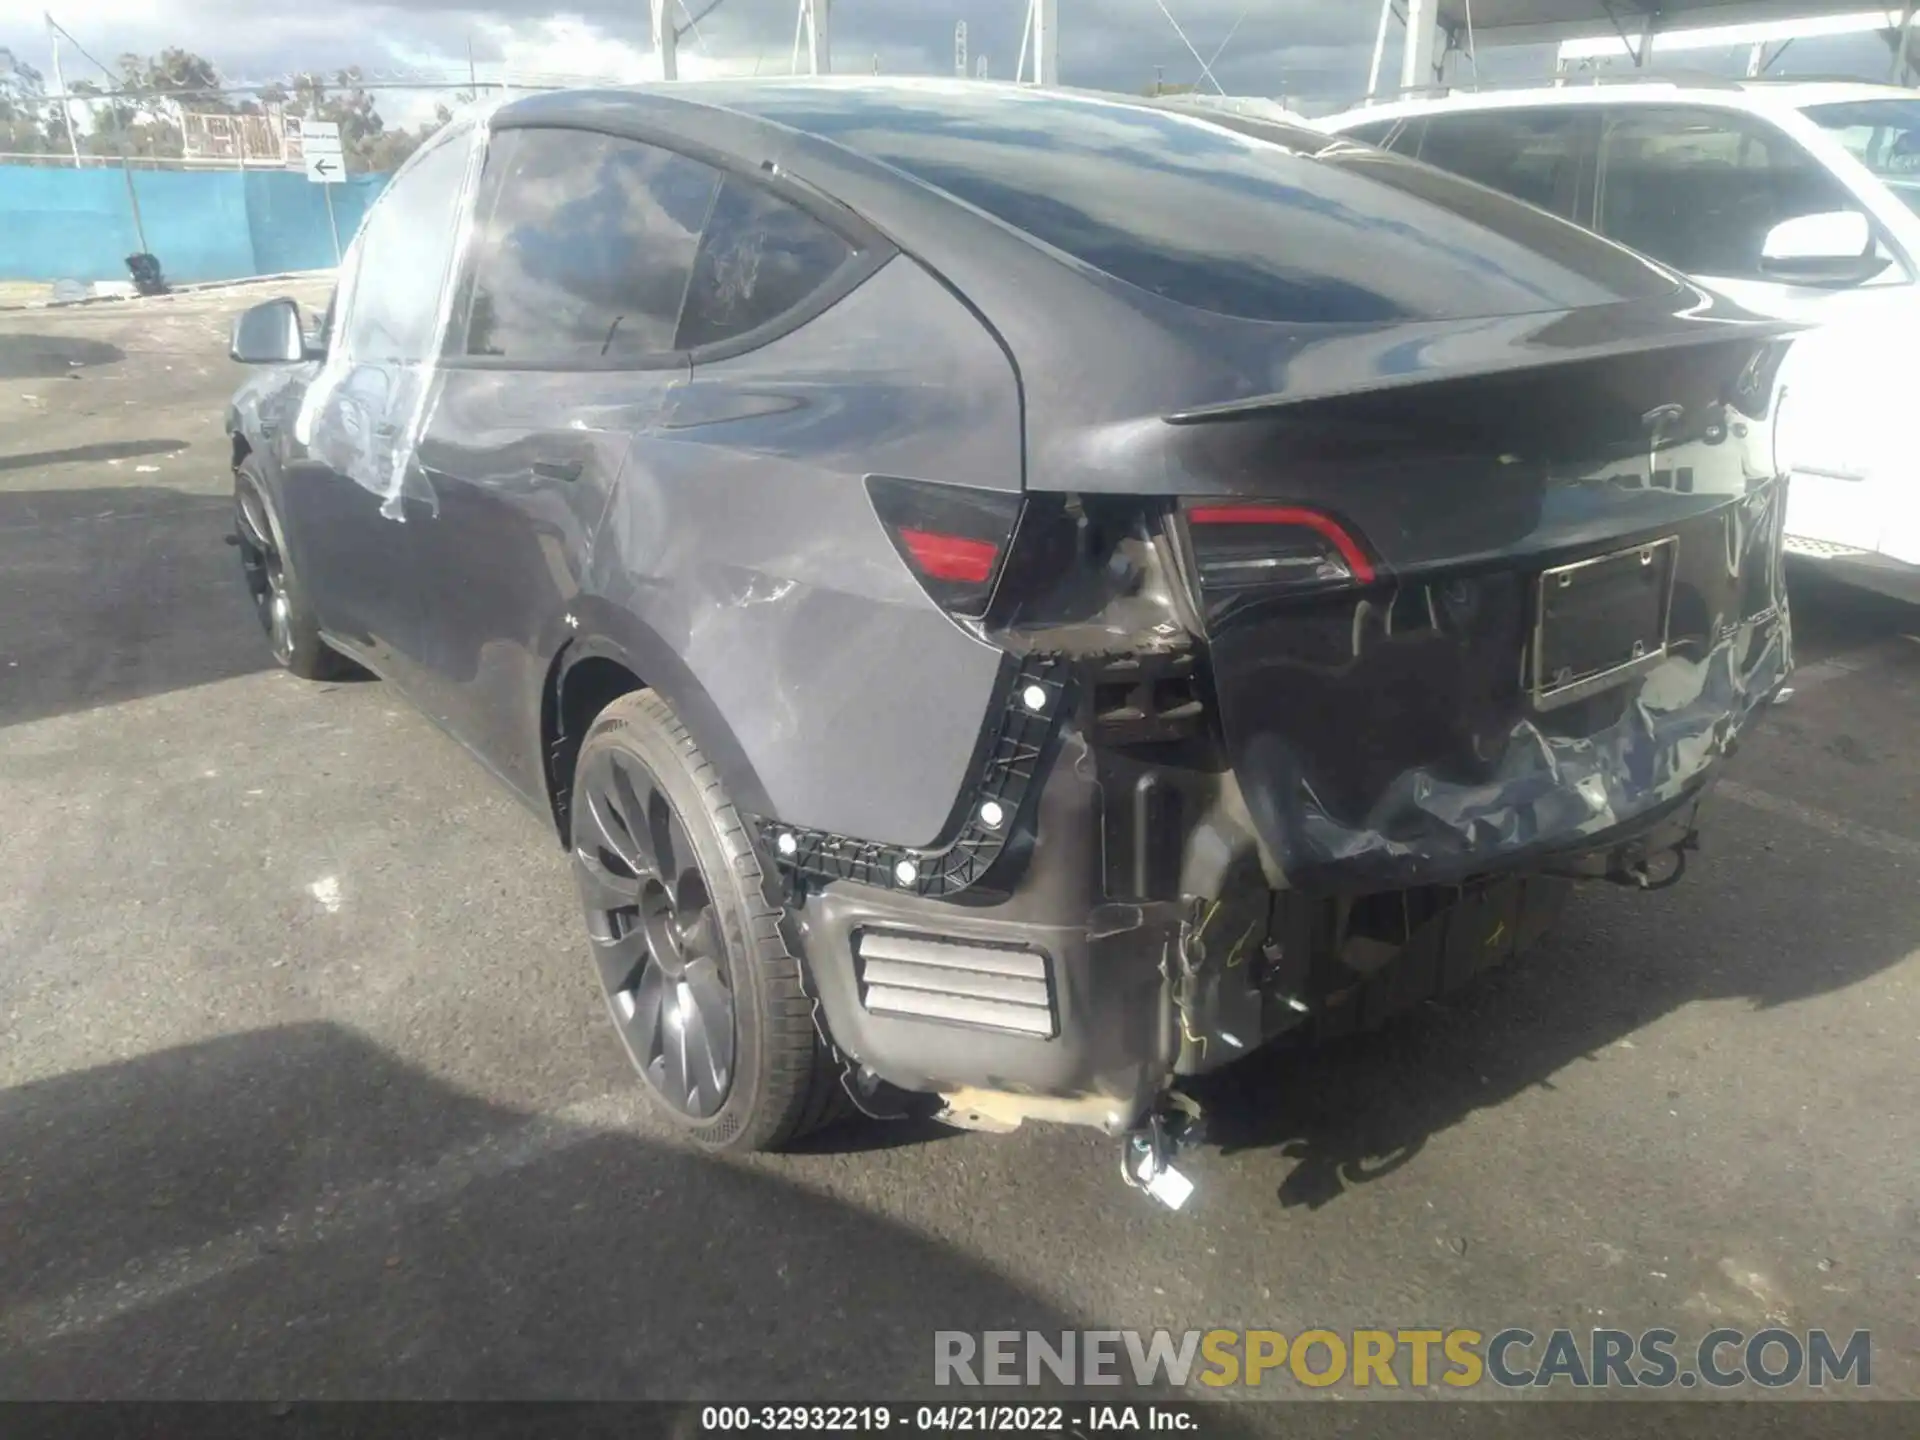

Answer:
[292,114,494,522]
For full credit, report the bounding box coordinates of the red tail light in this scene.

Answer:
[868,475,1022,616]
[896,528,1000,585]
[1184,503,1378,620]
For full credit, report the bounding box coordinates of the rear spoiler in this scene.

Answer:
[1163,305,1803,425]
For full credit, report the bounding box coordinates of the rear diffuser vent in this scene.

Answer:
[853,930,1056,1038]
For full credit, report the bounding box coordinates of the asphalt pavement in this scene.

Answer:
[1,289,1916,1416]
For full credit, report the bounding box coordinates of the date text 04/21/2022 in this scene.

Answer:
[697,1405,1195,1432]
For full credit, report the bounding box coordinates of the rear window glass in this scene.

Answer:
[720,84,1678,324]
[676,175,856,350]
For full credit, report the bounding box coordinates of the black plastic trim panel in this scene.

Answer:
[756,653,1073,898]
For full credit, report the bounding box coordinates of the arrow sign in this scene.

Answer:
[306,151,344,184]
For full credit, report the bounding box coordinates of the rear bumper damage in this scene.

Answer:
[768,472,1792,1145]
[775,583,1786,1139]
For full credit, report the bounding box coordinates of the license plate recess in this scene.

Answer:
[1531,538,1677,711]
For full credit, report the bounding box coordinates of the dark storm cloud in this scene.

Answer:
[3,0,1901,108]
[6,0,1391,100]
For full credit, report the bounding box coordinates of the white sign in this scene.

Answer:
[300,120,345,183]
[298,119,342,153]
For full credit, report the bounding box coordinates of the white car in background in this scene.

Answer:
[1322,79,1920,604]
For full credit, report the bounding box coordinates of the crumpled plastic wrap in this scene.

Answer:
[292,115,493,522]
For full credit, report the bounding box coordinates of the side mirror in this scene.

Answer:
[229,298,311,364]
[1760,211,1889,287]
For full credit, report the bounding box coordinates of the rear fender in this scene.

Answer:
[546,594,775,846]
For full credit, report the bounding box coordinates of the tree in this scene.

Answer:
[0,51,53,155]
[263,67,409,172]
[7,45,453,174]
[55,48,231,159]
[141,47,228,111]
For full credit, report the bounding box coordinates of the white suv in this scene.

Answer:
[1323,80,1920,604]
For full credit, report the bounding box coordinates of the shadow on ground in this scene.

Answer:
[0,485,276,728]
[0,1023,1097,1402]
[1196,835,1919,1216]
[1783,562,1918,660]
[1194,820,1920,1210]
[1,1027,1902,1436]
[0,333,125,379]
[0,440,191,474]
[1193,577,1920,1211]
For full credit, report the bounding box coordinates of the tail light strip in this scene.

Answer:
[1186,504,1377,585]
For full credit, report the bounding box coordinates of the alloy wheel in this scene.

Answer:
[573,745,737,1118]
[235,486,294,666]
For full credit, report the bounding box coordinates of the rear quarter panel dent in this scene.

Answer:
[591,256,1020,849]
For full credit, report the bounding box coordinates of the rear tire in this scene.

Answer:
[570,690,842,1152]
[233,460,350,681]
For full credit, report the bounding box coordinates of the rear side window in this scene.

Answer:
[675,175,855,351]
[1597,106,1865,279]
[459,128,721,363]
[1413,109,1586,219]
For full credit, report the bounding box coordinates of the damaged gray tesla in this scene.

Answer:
[225,80,1794,1188]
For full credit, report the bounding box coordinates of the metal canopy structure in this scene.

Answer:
[646,0,1914,95]
[1375,0,1920,97]
[1434,0,1907,45]
[648,0,1057,84]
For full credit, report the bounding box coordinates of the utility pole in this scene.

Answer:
[1365,0,1393,101]
[1016,0,1057,85]
[1400,0,1439,94]
[45,14,83,168]
[651,0,678,80]
[1031,0,1057,85]
[801,0,831,75]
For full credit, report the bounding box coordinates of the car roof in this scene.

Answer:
[494,74,1252,135]
[1324,77,1920,129]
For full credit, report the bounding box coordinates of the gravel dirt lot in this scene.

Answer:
[2,288,1916,1423]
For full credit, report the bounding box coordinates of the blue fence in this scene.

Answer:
[0,164,390,284]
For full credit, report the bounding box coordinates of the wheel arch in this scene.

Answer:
[541,598,777,851]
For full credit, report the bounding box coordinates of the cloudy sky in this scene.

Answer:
[1,0,1900,118]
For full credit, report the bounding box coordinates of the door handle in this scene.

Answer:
[534,458,583,483]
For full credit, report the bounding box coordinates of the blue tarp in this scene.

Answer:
[0,164,389,283]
